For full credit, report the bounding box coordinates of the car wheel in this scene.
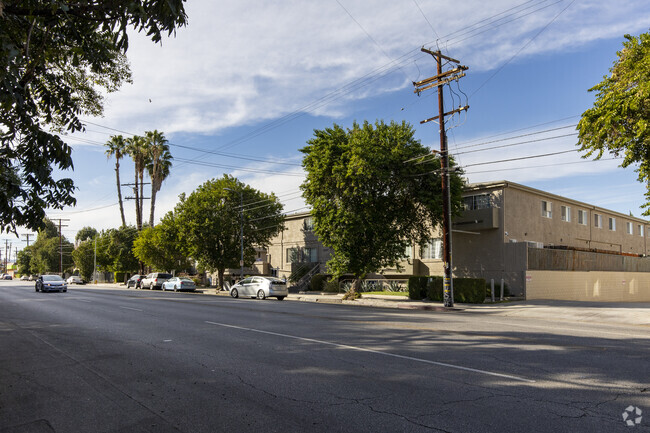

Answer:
[35,285,39,292]
[276,296,285,301]
[174,285,178,292]
[231,288,239,298]
[256,289,266,300]
[149,283,154,290]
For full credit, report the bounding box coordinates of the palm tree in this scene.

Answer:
[104,135,127,227]
[145,130,173,227]
[125,135,148,231]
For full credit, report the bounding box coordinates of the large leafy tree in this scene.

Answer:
[105,135,128,226]
[175,175,284,289]
[75,226,98,244]
[133,211,189,272]
[578,32,650,213]
[145,130,173,227]
[16,247,33,275]
[0,1,187,235]
[301,120,465,294]
[102,225,139,277]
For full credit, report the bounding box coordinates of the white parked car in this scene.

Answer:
[161,277,196,292]
[66,275,84,284]
[229,276,288,300]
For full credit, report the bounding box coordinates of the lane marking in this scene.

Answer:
[205,320,535,383]
[119,306,143,312]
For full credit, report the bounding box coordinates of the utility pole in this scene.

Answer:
[50,219,70,276]
[413,48,469,308]
[3,239,8,274]
[21,233,34,247]
[123,182,150,231]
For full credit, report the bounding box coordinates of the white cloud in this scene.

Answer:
[92,0,650,136]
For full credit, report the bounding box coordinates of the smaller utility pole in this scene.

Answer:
[21,233,34,247]
[50,219,70,276]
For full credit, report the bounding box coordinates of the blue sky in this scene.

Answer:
[14,0,650,253]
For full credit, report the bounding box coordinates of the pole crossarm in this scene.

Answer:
[420,105,470,124]
[412,66,468,88]
[420,47,460,63]
[414,73,467,94]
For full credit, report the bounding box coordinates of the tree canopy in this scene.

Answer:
[1,1,187,234]
[133,211,190,273]
[174,175,284,289]
[577,31,650,213]
[300,120,465,291]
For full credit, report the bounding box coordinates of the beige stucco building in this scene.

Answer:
[227,180,650,301]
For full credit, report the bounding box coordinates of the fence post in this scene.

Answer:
[490,279,495,302]
[500,278,504,301]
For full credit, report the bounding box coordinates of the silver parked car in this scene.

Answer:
[161,277,196,292]
[140,272,172,290]
[66,275,84,284]
[229,276,287,300]
[35,275,67,293]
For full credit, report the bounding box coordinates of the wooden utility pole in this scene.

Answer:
[50,219,70,276]
[413,48,469,308]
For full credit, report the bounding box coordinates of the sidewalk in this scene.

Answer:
[87,283,650,328]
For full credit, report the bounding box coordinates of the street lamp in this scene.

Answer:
[225,187,244,281]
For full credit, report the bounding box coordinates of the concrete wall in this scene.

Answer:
[525,270,650,302]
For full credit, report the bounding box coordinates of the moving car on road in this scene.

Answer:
[140,272,172,290]
[35,275,67,293]
[229,276,287,300]
[126,274,143,289]
[161,277,196,292]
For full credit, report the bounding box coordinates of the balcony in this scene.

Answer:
[453,207,499,231]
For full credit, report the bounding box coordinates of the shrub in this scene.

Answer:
[310,274,331,292]
[323,279,340,293]
[114,272,127,284]
[426,277,486,304]
[408,276,428,300]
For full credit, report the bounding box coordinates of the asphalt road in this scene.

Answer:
[0,281,648,433]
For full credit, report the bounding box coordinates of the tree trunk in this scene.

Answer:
[139,170,145,229]
[149,182,157,227]
[218,268,225,291]
[115,160,126,227]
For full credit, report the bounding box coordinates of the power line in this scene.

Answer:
[455,132,578,155]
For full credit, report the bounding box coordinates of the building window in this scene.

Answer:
[594,214,602,228]
[561,206,571,222]
[421,238,443,260]
[304,247,318,263]
[541,201,552,218]
[463,194,492,210]
[578,210,587,225]
[303,217,314,232]
[286,247,299,263]
[627,222,634,235]
[608,217,616,231]
[403,245,412,259]
[640,225,645,237]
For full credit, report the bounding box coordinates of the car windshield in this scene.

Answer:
[158,273,172,279]
[42,275,63,282]
[268,277,285,283]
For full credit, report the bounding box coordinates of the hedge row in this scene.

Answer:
[408,276,487,304]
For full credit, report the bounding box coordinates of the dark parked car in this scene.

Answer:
[35,275,67,293]
[140,272,173,290]
[126,274,143,289]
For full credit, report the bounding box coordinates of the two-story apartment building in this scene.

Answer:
[229,180,650,301]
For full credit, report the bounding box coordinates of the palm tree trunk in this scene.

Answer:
[115,160,126,227]
[149,185,157,227]
[139,169,145,229]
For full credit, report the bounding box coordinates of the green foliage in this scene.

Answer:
[0,1,187,234]
[301,120,465,289]
[29,219,74,274]
[75,227,98,244]
[427,277,486,304]
[310,274,332,292]
[94,225,139,273]
[16,247,33,276]
[133,212,190,272]
[408,276,429,300]
[114,272,127,285]
[174,175,284,289]
[72,240,95,281]
[578,32,650,213]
